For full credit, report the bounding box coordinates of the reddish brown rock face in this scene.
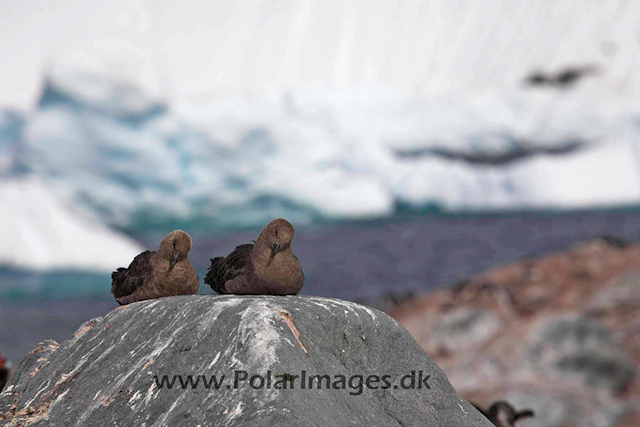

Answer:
[388,240,640,427]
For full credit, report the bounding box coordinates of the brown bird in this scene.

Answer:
[205,218,304,295]
[111,230,199,305]
[473,401,535,427]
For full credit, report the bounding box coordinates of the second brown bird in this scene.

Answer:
[205,218,304,295]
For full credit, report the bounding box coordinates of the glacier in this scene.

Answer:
[1,0,640,271]
[0,110,23,176]
[12,65,640,235]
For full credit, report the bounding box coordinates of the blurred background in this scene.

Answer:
[1,1,640,424]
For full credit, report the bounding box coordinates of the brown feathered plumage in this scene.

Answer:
[204,218,304,295]
[111,230,199,304]
[205,244,253,294]
[473,401,535,427]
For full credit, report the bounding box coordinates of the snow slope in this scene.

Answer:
[0,178,142,271]
[1,0,640,108]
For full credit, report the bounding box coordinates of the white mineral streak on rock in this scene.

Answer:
[142,381,159,405]
[196,297,243,341]
[24,378,52,408]
[0,384,14,398]
[233,301,281,369]
[128,390,142,405]
[305,299,334,313]
[192,298,243,373]
[209,299,294,413]
[458,403,468,415]
[75,314,187,423]
[308,296,377,321]
[50,389,70,411]
[151,395,185,427]
[225,401,244,422]
[207,351,221,370]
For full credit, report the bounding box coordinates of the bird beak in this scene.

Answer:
[169,252,179,269]
[267,243,280,266]
[515,410,535,421]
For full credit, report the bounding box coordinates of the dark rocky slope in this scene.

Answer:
[390,240,640,427]
[0,295,489,426]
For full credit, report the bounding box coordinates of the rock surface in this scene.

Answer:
[0,295,489,426]
[389,240,640,427]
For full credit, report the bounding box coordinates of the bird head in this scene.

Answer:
[488,401,534,426]
[158,230,193,269]
[256,218,296,266]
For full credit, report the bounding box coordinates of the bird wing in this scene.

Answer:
[111,250,155,299]
[293,254,305,281]
[205,244,253,294]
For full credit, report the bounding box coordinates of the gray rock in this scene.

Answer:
[0,295,489,426]
[504,391,577,427]
[588,273,640,315]
[504,390,628,427]
[526,315,635,394]
[432,308,501,351]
